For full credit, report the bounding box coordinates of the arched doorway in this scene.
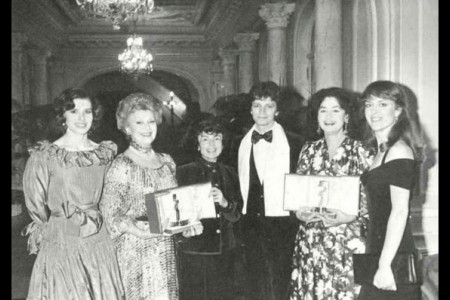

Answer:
[82,70,200,158]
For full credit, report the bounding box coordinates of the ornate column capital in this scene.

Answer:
[219,48,239,65]
[259,3,296,29]
[234,33,260,52]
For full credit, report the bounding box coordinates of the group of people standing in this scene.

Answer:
[20,79,422,300]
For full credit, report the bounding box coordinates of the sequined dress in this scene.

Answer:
[21,141,125,300]
[100,151,179,300]
[290,137,372,300]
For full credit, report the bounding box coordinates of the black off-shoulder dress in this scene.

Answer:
[358,149,421,300]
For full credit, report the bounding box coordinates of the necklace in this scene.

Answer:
[379,142,389,153]
[130,140,152,153]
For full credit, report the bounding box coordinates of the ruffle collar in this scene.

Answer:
[28,140,117,168]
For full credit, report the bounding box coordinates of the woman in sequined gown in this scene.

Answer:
[290,88,372,300]
[101,93,201,300]
[21,88,125,300]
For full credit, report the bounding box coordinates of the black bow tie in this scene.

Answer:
[251,130,273,144]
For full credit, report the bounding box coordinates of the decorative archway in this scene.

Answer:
[73,64,210,111]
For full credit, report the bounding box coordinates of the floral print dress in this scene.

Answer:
[290,137,372,300]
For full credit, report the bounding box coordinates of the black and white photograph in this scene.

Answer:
[12,1,438,300]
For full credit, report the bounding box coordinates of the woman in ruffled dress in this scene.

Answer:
[21,88,125,300]
[290,87,372,300]
[100,93,202,300]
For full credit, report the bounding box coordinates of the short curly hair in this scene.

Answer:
[194,118,227,147]
[306,87,359,140]
[116,93,163,134]
[53,88,101,135]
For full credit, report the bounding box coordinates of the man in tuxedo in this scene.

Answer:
[236,81,304,300]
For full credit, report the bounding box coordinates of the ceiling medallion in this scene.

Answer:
[76,0,155,30]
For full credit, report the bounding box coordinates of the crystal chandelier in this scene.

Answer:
[76,0,155,30]
[118,34,153,79]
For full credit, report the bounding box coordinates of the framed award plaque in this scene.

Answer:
[145,182,216,234]
[283,174,360,216]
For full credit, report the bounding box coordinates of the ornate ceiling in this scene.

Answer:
[12,0,271,54]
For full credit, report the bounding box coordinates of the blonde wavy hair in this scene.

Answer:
[116,93,163,134]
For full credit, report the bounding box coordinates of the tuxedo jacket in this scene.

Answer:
[225,128,305,174]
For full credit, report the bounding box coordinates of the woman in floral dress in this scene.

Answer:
[21,88,125,300]
[290,88,372,300]
[100,93,202,300]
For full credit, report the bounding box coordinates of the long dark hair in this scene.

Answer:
[360,80,422,156]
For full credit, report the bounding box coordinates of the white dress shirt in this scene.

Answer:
[253,128,274,185]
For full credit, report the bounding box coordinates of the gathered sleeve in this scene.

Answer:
[21,148,50,254]
[100,157,133,240]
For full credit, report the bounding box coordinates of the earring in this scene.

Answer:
[343,122,348,134]
[317,126,322,135]
[62,123,67,129]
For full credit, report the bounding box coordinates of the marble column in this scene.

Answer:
[219,49,239,96]
[314,0,342,90]
[28,49,51,106]
[211,58,225,101]
[234,33,260,93]
[259,3,295,86]
[12,33,27,107]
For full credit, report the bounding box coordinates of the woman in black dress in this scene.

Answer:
[176,118,245,300]
[358,81,422,300]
